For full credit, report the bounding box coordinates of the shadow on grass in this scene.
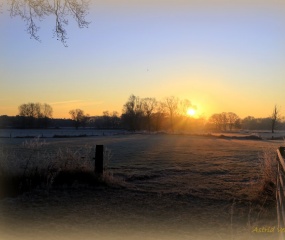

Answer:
[0,170,119,199]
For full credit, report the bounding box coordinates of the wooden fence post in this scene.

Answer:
[95,145,104,177]
[281,147,285,157]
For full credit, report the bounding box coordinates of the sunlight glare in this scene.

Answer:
[187,108,196,116]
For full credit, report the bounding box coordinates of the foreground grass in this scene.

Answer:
[0,137,120,198]
[0,135,280,240]
[0,137,278,200]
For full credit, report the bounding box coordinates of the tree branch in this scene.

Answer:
[8,0,90,46]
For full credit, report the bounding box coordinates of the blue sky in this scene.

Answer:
[1,0,285,118]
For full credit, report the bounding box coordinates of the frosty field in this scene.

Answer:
[0,134,282,240]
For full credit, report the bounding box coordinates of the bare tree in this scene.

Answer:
[18,102,53,128]
[8,0,90,46]
[242,116,256,130]
[69,108,86,129]
[271,105,281,133]
[153,101,166,132]
[142,97,157,131]
[220,112,228,131]
[207,112,228,131]
[122,95,144,131]
[41,103,53,118]
[18,102,41,118]
[208,113,222,131]
[110,111,120,128]
[227,112,239,131]
[164,96,179,132]
[179,99,192,116]
[40,103,53,128]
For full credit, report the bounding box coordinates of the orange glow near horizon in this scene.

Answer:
[0,97,278,120]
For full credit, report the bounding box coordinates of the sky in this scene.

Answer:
[1,0,285,119]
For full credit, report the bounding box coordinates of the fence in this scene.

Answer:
[276,147,285,240]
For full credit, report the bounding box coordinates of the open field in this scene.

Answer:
[1,129,285,140]
[0,134,283,240]
[0,129,126,138]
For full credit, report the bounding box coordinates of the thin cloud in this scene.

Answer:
[50,100,84,105]
[82,101,104,107]
[50,100,104,107]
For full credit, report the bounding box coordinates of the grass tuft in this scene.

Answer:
[258,147,277,203]
[243,147,277,231]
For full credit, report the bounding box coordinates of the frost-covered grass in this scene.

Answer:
[0,135,280,199]
[0,129,126,138]
[0,137,119,198]
[258,147,277,195]
[0,134,281,240]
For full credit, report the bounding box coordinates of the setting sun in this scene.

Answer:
[187,108,196,117]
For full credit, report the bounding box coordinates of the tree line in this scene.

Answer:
[121,95,199,132]
[0,97,284,132]
[16,102,53,129]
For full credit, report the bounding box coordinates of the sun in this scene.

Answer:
[187,108,196,117]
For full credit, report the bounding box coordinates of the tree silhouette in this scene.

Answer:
[18,102,53,128]
[8,0,90,46]
[179,99,192,116]
[122,95,144,131]
[153,101,166,131]
[271,105,281,133]
[69,108,87,129]
[164,96,179,132]
[142,97,157,132]
[208,113,222,131]
[41,103,53,128]
[227,112,239,131]
[208,113,227,131]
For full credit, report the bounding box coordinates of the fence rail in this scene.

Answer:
[276,147,285,240]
